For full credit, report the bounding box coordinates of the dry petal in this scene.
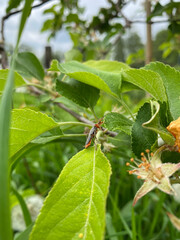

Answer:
[167,117,180,152]
[133,180,157,206]
[157,177,175,195]
[167,212,180,231]
[161,163,180,177]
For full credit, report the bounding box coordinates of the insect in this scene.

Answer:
[85,119,103,148]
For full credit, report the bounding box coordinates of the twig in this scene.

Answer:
[170,179,180,184]
[19,84,117,137]
[1,0,52,41]
[0,0,53,68]
[23,158,40,194]
[3,0,51,21]
[55,102,117,137]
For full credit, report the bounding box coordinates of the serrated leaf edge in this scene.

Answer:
[10,109,59,158]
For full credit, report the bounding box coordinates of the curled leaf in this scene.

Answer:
[143,101,175,145]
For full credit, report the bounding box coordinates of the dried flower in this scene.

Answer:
[127,148,180,205]
[167,212,180,231]
[167,117,180,152]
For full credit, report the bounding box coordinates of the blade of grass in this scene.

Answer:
[0,69,14,240]
[16,0,34,48]
[14,223,34,240]
[0,1,33,239]
[132,207,137,240]
[11,187,32,227]
[106,212,118,240]
[109,194,132,239]
[148,193,166,237]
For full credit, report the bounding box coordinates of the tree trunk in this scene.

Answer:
[145,0,152,64]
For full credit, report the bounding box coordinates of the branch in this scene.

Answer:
[1,0,52,42]
[26,84,118,137]
[55,102,117,137]
[0,0,54,68]
[55,102,93,126]
[23,158,40,194]
[123,17,180,25]
[115,4,180,27]
[3,0,51,21]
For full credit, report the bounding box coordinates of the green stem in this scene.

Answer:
[11,186,32,227]
[170,179,180,184]
[58,122,92,127]
[62,133,86,138]
[61,75,67,81]
[116,95,135,121]
[109,194,132,239]
[89,107,98,122]
[26,83,56,96]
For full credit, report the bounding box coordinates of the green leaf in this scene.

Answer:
[66,13,80,23]
[122,68,167,102]
[14,52,45,81]
[84,60,130,72]
[65,49,83,62]
[6,0,23,13]
[54,96,85,112]
[10,109,60,162]
[144,62,180,120]
[30,145,111,240]
[104,112,133,135]
[0,69,14,240]
[56,79,100,109]
[11,134,66,170]
[41,19,54,32]
[168,21,180,34]
[49,60,122,97]
[132,102,157,157]
[14,223,34,240]
[11,187,32,227]
[0,69,25,95]
[0,1,34,239]
[121,82,140,93]
[149,2,180,20]
[69,32,80,47]
[148,2,164,20]
[106,213,118,240]
[142,101,175,145]
[16,0,34,46]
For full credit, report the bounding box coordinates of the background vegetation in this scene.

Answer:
[0,0,180,240]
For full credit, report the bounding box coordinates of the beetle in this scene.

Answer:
[85,119,103,148]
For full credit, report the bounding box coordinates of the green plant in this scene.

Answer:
[1,53,180,239]
[1,2,180,240]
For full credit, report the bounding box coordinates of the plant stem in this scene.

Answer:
[116,95,135,121]
[89,107,98,121]
[62,133,86,138]
[26,83,56,96]
[170,179,180,184]
[58,121,91,127]
[23,158,40,194]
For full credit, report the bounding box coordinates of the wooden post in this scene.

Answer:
[45,46,52,68]
[145,0,152,64]
[0,41,8,69]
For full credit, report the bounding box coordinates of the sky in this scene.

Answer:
[0,0,168,58]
